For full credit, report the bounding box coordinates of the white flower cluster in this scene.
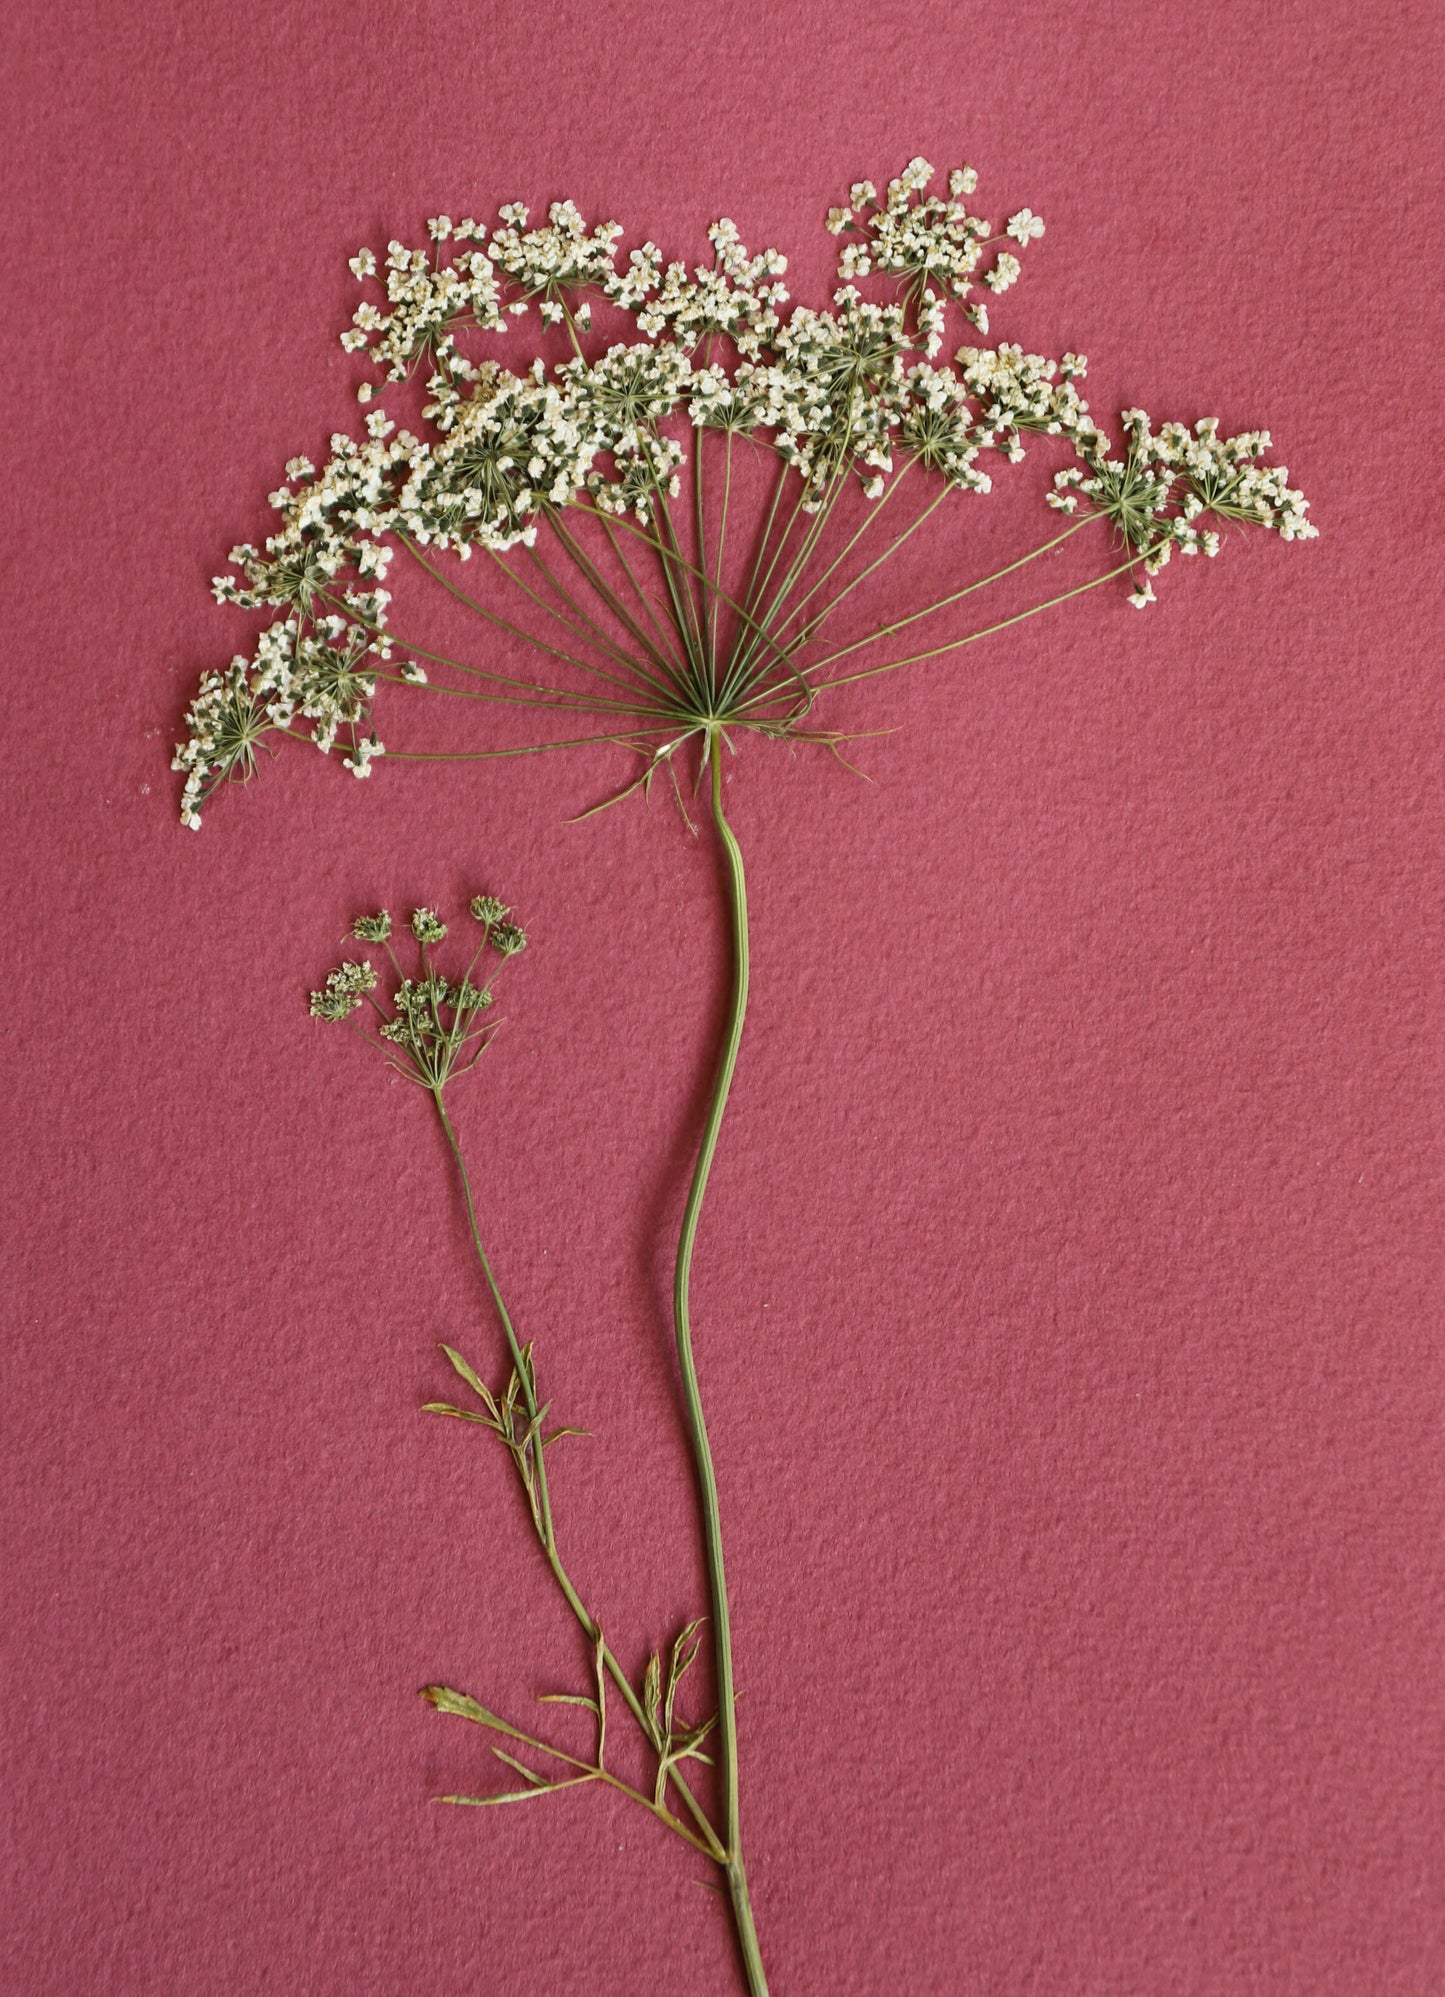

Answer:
[765,292,908,495]
[398,361,599,553]
[824,157,1036,356]
[1047,408,1318,599]
[309,958,377,1021]
[308,898,527,1090]
[212,419,410,611]
[631,219,789,355]
[568,344,695,519]
[172,604,391,825]
[955,344,1096,460]
[685,360,779,435]
[342,231,508,394]
[173,659,273,829]
[179,160,1317,819]
[895,366,993,491]
[488,199,625,318]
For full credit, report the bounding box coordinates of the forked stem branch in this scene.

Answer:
[430,1090,724,1859]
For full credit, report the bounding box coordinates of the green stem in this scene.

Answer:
[738,452,792,622]
[430,1091,724,1860]
[710,429,733,671]
[672,730,769,1996]
[399,534,658,698]
[642,459,707,691]
[789,474,951,649]
[593,503,686,665]
[694,421,712,687]
[524,540,681,691]
[805,549,1145,690]
[771,453,920,644]
[318,585,603,708]
[574,502,804,693]
[799,514,1100,677]
[541,506,691,691]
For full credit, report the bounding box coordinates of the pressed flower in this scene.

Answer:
[185,161,1318,1997]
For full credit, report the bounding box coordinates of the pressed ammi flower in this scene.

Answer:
[180,159,1316,1995]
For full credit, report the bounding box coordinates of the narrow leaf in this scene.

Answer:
[419,1685,535,1746]
[665,1618,706,1735]
[491,1748,547,1787]
[593,1632,608,1768]
[670,1618,706,1685]
[438,1345,497,1416]
[642,1652,662,1741]
[437,1775,596,1807]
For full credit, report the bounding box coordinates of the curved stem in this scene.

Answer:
[672,731,770,1996]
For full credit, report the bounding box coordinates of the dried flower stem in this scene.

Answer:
[670,727,766,1992]
[431,1085,726,1861]
[194,159,1319,1997]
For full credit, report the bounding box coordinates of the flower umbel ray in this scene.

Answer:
[175,158,1315,827]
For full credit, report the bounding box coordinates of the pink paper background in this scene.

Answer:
[5,4,1443,1991]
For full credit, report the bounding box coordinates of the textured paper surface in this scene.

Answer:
[4,3,1443,1991]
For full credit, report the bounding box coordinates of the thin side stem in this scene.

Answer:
[805,551,1144,690]
[593,504,687,662]
[800,515,1101,676]
[574,502,805,692]
[720,432,857,708]
[370,672,644,719]
[441,1718,720,1860]
[726,450,844,691]
[694,421,712,685]
[399,535,664,698]
[789,475,952,649]
[710,428,734,669]
[523,541,673,686]
[428,1092,723,1857]
[738,452,792,622]
[385,725,680,762]
[316,588,597,706]
[770,454,920,642]
[542,506,692,690]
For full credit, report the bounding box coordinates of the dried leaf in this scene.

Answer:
[491,1748,547,1787]
[642,1652,662,1746]
[593,1632,608,1768]
[665,1618,706,1737]
[419,1685,534,1747]
[438,1776,594,1808]
[439,1344,496,1415]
